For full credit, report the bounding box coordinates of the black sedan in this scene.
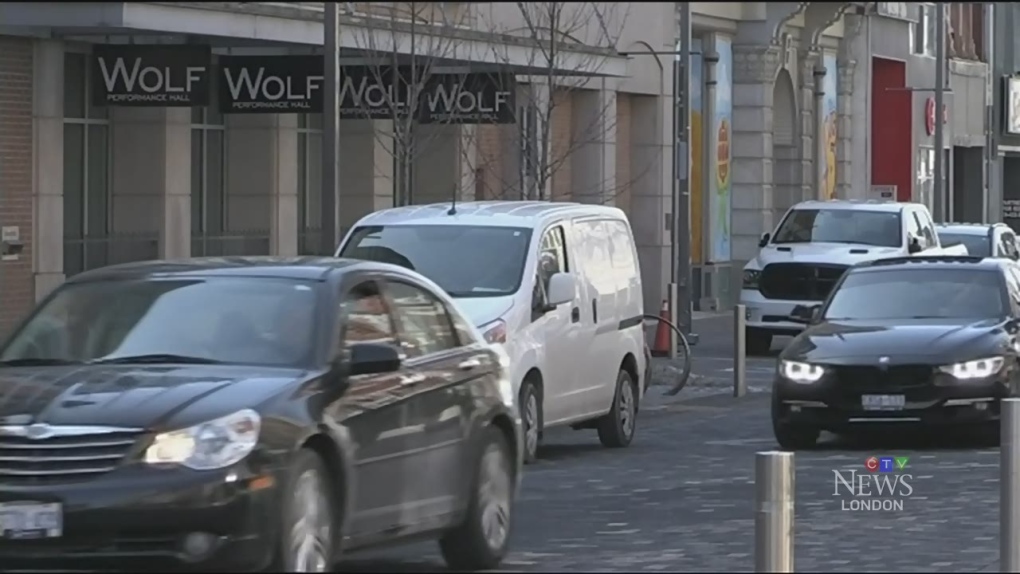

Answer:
[0,257,522,572]
[772,255,1020,449]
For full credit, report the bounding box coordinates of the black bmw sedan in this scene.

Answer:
[0,257,522,572]
[772,255,1020,449]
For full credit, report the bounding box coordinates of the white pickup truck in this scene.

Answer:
[740,200,969,353]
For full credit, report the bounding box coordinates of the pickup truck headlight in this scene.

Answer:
[938,357,1005,380]
[743,269,761,289]
[779,360,825,383]
[481,319,507,344]
[145,409,261,470]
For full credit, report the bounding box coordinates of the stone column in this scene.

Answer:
[225,114,293,255]
[797,50,819,205]
[110,107,191,260]
[571,81,617,205]
[271,115,299,256]
[836,58,856,199]
[813,60,827,200]
[338,120,395,230]
[411,123,478,204]
[32,39,64,300]
[731,44,782,263]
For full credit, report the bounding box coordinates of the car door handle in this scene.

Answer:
[571,307,580,323]
[458,358,482,371]
[591,299,598,323]
[399,373,426,386]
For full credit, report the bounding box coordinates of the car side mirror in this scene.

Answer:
[908,237,923,254]
[546,272,576,307]
[758,233,771,248]
[789,304,821,325]
[345,342,402,377]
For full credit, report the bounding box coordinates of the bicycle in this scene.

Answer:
[642,314,692,396]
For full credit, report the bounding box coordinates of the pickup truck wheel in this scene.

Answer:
[746,328,772,355]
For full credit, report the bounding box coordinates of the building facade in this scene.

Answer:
[8,2,973,331]
[992,2,1020,230]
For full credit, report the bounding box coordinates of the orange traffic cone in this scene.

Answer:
[651,300,672,358]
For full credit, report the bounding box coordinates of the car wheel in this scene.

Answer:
[597,369,638,448]
[271,449,335,572]
[746,328,773,356]
[519,379,542,464]
[439,426,515,571]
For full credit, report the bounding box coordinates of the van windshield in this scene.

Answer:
[340,225,533,298]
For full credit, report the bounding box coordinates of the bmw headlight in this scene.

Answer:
[938,357,1005,380]
[145,409,261,470]
[743,269,761,289]
[779,360,825,383]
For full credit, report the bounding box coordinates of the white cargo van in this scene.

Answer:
[336,201,647,463]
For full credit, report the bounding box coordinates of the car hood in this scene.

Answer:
[784,318,1007,363]
[750,243,904,268]
[452,295,515,328]
[0,364,308,431]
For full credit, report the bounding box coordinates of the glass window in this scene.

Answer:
[339,281,398,349]
[63,52,86,119]
[914,4,936,57]
[0,278,320,367]
[936,232,991,256]
[771,209,902,247]
[910,213,931,249]
[340,225,533,298]
[1008,267,1020,310]
[823,268,1007,321]
[388,281,459,357]
[1002,232,1018,259]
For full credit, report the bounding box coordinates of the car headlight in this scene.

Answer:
[938,357,1005,380]
[481,319,507,344]
[779,360,825,383]
[144,409,261,470]
[743,269,761,289]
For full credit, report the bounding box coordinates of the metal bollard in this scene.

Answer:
[1003,399,1020,572]
[755,451,794,573]
[734,304,747,398]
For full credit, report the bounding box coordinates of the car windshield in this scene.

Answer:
[340,225,532,298]
[936,231,990,256]
[824,268,1006,320]
[772,209,902,247]
[0,277,319,367]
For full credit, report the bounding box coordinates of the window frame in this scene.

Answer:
[912,3,936,58]
[297,113,324,254]
[63,47,113,277]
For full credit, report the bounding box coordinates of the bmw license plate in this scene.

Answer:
[0,502,63,539]
[861,394,905,411]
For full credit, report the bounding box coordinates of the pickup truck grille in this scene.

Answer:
[759,263,849,301]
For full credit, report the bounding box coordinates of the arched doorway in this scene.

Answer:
[772,68,798,221]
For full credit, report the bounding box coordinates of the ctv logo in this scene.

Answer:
[832,456,913,511]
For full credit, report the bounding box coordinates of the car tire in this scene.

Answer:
[597,369,638,448]
[519,379,542,464]
[269,449,335,572]
[439,425,515,572]
[746,328,773,356]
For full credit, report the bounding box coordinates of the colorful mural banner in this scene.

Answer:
[710,37,732,263]
[690,39,704,265]
[822,54,839,200]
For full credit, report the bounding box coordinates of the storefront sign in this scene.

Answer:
[218,56,323,113]
[91,45,212,107]
[217,57,515,123]
[1005,77,1020,135]
[924,97,949,136]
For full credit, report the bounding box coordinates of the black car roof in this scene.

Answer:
[852,255,1008,272]
[64,256,406,283]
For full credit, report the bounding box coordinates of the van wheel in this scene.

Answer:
[439,426,515,571]
[597,369,638,448]
[746,328,773,356]
[519,379,542,464]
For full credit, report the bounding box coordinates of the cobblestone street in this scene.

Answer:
[342,317,1005,572]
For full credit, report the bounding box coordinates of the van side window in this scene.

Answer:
[534,226,569,308]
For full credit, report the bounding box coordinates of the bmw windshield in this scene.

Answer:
[340,225,533,298]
